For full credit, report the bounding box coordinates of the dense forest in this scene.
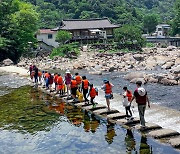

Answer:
[0,0,180,62]
[23,0,176,29]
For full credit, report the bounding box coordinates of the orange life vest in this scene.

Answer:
[45,73,50,79]
[126,91,132,101]
[75,75,82,84]
[38,71,42,77]
[71,80,77,88]
[54,74,58,83]
[57,76,63,85]
[105,83,112,94]
[90,87,97,98]
[83,79,89,89]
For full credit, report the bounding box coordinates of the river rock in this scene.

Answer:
[109,67,115,72]
[130,78,146,84]
[171,65,180,74]
[167,45,177,51]
[154,55,171,65]
[3,59,14,66]
[160,78,178,86]
[133,54,144,61]
[162,62,175,69]
[89,71,102,75]
[124,72,145,80]
[73,62,83,69]
[148,77,158,83]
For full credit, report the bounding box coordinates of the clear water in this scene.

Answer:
[0,85,179,154]
[78,71,180,111]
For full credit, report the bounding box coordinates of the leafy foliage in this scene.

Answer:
[0,0,38,63]
[23,0,175,30]
[143,14,159,34]
[114,25,145,47]
[50,42,80,58]
[172,0,180,35]
[56,30,72,45]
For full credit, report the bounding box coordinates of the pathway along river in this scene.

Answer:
[0,72,179,153]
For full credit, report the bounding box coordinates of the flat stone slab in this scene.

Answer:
[168,136,180,147]
[93,108,109,114]
[75,102,89,107]
[148,129,179,139]
[116,118,140,125]
[107,112,126,119]
[82,104,106,110]
[135,123,162,131]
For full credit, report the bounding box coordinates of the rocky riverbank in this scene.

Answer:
[2,46,180,86]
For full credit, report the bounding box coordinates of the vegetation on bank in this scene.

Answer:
[0,0,180,62]
[0,0,38,63]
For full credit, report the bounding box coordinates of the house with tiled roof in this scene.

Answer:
[37,18,119,48]
[37,29,59,48]
[54,18,119,41]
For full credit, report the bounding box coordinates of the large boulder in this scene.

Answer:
[145,57,157,70]
[130,78,146,84]
[89,71,102,75]
[167,46,177,51]
[154,55,171,66]
[162,62,175,69]
[171,65,180,74]
[133,54,144,61]
[73,62,83,69]
[159,78,178,86]
[124,72,145,80]
[3,59,14,66]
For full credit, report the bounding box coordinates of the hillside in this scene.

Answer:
[23,0,176,29]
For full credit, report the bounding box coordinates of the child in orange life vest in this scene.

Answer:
[81,76,89,103]
[75,72,82,91]
[71,77,78,101]
[53,73,58,90]
[38,71,42,84]
[122,86,133,120]
[88,84,98,107]
[57,74,64,96]
[102,79,114,111]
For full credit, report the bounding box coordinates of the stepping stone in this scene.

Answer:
[135,123,162,131]
[168,136,180,148]
[107,112,126,119]
[75,102,88,107]
[148,129,179,139]
[93,108,109,114]
[100,109,119,115]
[82,104,106,110]
[116,118,140,125]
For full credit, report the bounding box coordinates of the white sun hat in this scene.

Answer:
[65,70,71,74]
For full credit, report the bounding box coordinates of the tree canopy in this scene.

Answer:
[172,0,180,35]
[0,0,38,63]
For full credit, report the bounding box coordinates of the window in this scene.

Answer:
[48,34,53,39]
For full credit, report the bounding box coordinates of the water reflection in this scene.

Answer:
[125,129,136,153]
[105,120,116,144]
[139,135,152,154]
[0,86,179,153]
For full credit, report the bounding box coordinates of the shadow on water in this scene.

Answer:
[0,86,179,153]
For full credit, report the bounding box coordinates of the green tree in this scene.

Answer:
[56,30,72,45]
[114,25,145,47]
[143,14,159,34]
[0,0,38,63]
[172,0,180,35]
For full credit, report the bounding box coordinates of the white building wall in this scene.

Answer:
[37,32,59,47]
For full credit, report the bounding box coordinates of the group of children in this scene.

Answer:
[29,66,134,119]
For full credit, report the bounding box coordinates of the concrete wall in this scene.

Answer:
[37,32,59,47]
